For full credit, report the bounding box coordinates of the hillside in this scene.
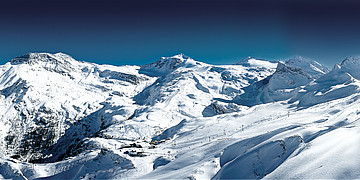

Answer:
[0,53,359,179]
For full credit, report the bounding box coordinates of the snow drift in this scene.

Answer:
[0,53,359,179]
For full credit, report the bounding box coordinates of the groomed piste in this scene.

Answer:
[0,53,359,179]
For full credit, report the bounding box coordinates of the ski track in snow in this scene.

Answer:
[0,53,359,179]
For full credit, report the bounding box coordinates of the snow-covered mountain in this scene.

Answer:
[0,53,154,163]
[235,56,329,106]
[0,53,359,179]
[290,56,360,107]
[284,56,329,78]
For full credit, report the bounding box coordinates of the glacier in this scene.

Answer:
[0,52,359,179]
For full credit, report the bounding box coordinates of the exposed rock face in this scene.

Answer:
[290,56,360,107]
[0,52,151,163]
[0,53,278,163]
[235,57,327,106]
[11,53,76,74]
[1,53,360,179]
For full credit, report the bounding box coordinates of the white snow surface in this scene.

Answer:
[0,53,359,179]
[235,57,329,106]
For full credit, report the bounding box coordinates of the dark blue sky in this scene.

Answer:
[1,0,360,67]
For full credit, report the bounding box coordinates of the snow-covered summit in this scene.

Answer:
[336,56,360,79]
[340,56,360,66]
[285,56,329,78]
[275,61,312,79]
[290,56,360,107]
[235,56,253,64]
[235,59,321,106]
[140,53,199,75]
[235,56,277,68]
[11,52,75,65]
[1,53,360,179]
[0,52,153,163]
[313,56,360,84]
[10,52,77,74]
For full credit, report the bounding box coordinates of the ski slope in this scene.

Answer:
[0,53,359,179]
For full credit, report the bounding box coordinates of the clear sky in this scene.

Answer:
[1,0,360,68]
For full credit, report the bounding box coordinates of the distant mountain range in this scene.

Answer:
[0,53,359,179]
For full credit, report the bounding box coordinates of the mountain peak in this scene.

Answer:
[323,56,360,78]
[53,52,76,61]
[275,61,311,78]
[140,54,198,76]
[235,56,256,65]
[284,56,329,78]
[166,53,191,60]
[286,55,310,62]
[235,56,277,68]
[10,52,75,65]
[238,56,254,62]
[327,56,360,79]
[156,53,192,69]
[340,56,360,67]
[10,52,77,74]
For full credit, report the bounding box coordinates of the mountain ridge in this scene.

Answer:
[0,52,359,179]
